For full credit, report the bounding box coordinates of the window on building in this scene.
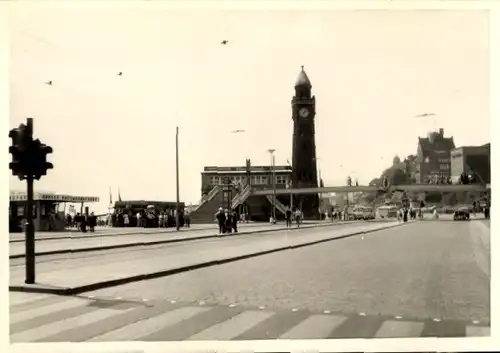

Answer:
[439,164,449,170]
[276,175,288,184]
[260,176,268,184]
[209,176,216,185]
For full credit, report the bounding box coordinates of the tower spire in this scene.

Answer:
[294,65,312,89]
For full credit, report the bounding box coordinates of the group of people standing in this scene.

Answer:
[284,207,303,228]
[66,212,98,232]
[215,208,239,235]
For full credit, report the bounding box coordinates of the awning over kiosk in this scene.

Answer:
[10,191,99,203]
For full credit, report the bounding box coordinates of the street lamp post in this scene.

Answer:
[175,126,180,231]
[268,149,276,223]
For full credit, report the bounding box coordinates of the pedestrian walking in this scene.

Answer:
[224,209,232,234]
[231,210,238,233]
[88,212,97,232]
[294,208,302,227]
[215,207,225,236]
[285,207,292,228]
[123,213,130,227]
[136,212,142,227]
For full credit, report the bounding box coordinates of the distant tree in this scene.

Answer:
[391,168,409,185]
[393,155,401,166]
[369,178,380,187]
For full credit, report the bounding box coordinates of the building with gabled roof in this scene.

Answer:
[414,128,456,184]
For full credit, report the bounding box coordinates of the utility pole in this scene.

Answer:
[268,149,276,223]
[175,126,180,231]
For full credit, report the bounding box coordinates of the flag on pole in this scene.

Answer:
[118,188,122,202]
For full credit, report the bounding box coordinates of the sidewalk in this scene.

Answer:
[9,220,330,242]
[9,223,259,242]
[9,221,404,295]
[9,221,361,258]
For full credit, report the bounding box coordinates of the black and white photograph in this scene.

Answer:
[5,1,493,350]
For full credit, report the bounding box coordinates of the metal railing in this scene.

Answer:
[231,185,252,210]
[265,194,288,215]
[192,185,221,213]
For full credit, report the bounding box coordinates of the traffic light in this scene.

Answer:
[9,120,53,181]
[31,139,53,180]
[9,123,33,180]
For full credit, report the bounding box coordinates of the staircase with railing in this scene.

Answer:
[231,185,252,210]
[190,185,223,224]
[265,194,288,216]
[191,185,221,213]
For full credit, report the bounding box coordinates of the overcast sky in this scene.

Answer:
[9,4,490,212]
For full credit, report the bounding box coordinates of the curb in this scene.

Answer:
[9,221,359,259]
[9,222,408,295]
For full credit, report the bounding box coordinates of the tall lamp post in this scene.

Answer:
[285,159,293,210]
[268,149,276,223]
[175,126,180,231]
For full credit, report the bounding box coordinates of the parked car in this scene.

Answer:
[453,205,470,221]
[362,207,376,220]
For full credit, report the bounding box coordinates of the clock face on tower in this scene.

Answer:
[299,107,310,118]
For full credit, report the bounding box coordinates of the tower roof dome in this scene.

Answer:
[294,65,312,87]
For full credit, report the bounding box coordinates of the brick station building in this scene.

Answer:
[200,165,292,196]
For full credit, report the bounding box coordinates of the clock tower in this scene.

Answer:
[291,65,319,219]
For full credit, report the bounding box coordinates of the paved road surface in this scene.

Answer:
[9,220,490,342]
[10,222,380,289]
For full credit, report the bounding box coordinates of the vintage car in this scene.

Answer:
[453,205,470,221]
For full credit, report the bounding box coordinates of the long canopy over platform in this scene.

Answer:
[9,191,99,203]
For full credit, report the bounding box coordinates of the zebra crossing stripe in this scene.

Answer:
[88,306,210,341]
[10,298,91,324]
[10,307,134,343]
[374,320,425,338]
[466,325,490,337]
[279,314,347,339]
[9,292,52,307]
[186,310,275,340]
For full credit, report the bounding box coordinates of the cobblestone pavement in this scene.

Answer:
[10,220,490,341]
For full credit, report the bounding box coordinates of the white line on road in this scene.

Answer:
[187,310,275,340]
[9,292,52,306]
[10,298,91,324]
[279,314,347,339]
[11,307,134,342]
[374,320,424,338]
[88,306,209,341]
[466,325,490,337]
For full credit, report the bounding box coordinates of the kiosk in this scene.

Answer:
[9,191,100,232]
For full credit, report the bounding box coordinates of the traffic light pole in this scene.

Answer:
[25,173,36,284]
